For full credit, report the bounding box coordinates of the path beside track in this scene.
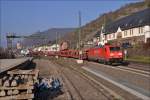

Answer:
[0,57,33,74]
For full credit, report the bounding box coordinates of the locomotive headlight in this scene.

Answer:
[118,53,122,56]
[110,53,114,56]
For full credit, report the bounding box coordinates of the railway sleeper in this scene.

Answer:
[0,69,39,99]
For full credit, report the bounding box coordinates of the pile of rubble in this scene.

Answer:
[34,77,63,100]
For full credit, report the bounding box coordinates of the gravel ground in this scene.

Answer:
[32,57,149,100]
[33,58,111,100]
[33,58,67,100]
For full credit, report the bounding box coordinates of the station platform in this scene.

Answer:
[0,57,33,73]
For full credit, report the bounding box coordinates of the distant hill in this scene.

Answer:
[61,0,150,48]
[22,1,149,48]
[23,28,75,47]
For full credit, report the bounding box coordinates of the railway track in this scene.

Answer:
[54,59,123,100]
[61,67,111,100]
[57,58,150,99]
[127,62,150,72]
[117,65,150,77]
[89,61,150,77]
[62,71,84,100]
[35,57,149,100]
[83,61,150,100]
[68,65,123,100]
[49,60,84,100]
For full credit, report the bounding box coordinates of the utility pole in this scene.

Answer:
[103,15,107,45]
[0,32,1,48]
[58,33,61,45]
[78,11,81,50]
[0,32,2,73]
[55,32,59,59]
[56,32,58,51]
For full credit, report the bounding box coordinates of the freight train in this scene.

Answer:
[30,44,124,65]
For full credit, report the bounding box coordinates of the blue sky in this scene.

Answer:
[0,0,141,47]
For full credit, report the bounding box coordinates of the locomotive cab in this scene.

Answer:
[105,45,123,64]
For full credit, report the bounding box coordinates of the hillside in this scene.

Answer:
[23,28,75,47]
[61,0,150,48]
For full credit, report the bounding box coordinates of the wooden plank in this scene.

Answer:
[0,93,34,99]
[0,58,32,74]
[0,84,33,90]
[7,69,39,75]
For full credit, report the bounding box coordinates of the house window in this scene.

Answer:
[139,27,143,34]
[113,33,115,38]
[103,35,105,38]
[109,34,111,39]
[124,30,127,36]
[139,27,141,34]
[105,35,107,40]
[130,29,133,36]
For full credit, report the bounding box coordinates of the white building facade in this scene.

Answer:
[98,8,150,45]
[104,25,150,43]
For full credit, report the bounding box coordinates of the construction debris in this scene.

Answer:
[34,77,63,99]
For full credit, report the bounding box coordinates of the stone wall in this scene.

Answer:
[109,35,150,57]
[110,35,145,46]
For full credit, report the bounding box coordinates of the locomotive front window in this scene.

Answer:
[110,47,120,51]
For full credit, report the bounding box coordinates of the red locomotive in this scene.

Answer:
[87,44,123,64]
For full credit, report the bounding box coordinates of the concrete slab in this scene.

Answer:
[0,57,32,73]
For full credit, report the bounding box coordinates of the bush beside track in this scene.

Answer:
[126,56,150,64]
